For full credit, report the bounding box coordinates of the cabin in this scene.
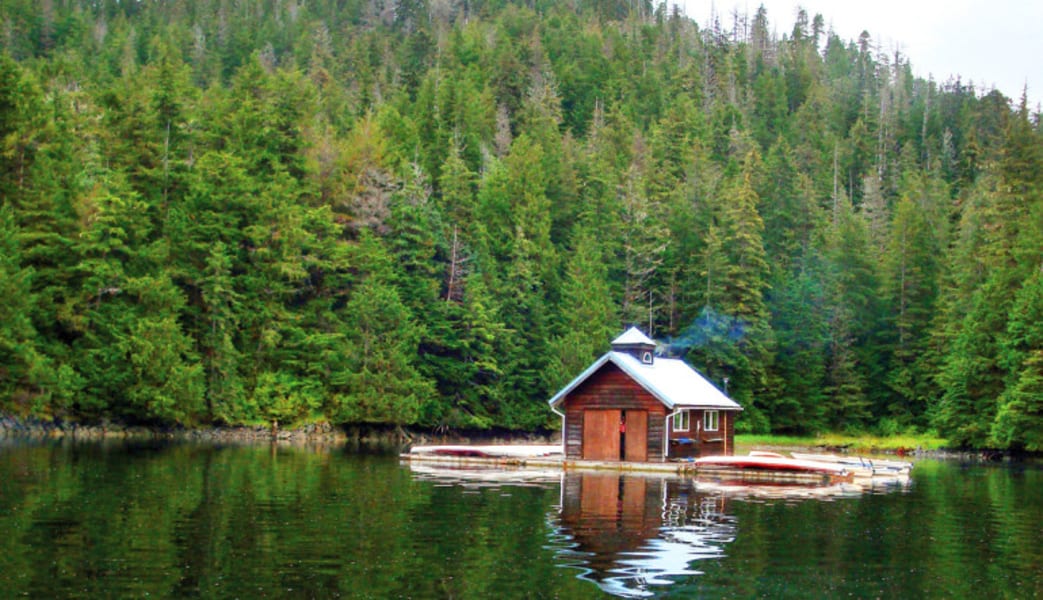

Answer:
[548,327,742,462]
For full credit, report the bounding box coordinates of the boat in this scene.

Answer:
[693,453,854,484]
[789,452,913,476]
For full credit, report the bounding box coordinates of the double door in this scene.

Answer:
[582,409,648,462]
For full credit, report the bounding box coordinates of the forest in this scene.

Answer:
[0,0,1040,450]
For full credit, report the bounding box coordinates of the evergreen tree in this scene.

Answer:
[329,232,434,426]
[991,270,1043,450]
[686,154,773,432]
[547,223,619,394]
[934,100,1042,447]
[482,134,558,428]
[0,206,49,414]
[822,198,875,430]
[880,194,942,424]
[618,138,667,329]
[70,177,204,423]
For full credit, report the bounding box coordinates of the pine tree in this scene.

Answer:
[686,153,773,432]
[991,270,1043,449]
[69,176,204,424]
[420,272,507,429]
[477,134,559,428]
[199,242,245,423]
[0,206,49,414]
[547,223,619,393]
[821,198,874,430]
[880,195,942,424]
[934,99,1042,447]
[329,233,434,426]
[618,138,667,329]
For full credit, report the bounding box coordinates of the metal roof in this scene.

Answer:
[548,351,743,411]
[611,326,656,346]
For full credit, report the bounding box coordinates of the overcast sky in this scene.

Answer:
[677,0,1043,110]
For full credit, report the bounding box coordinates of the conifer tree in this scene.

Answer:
[0,206,48,413]
[880,195,942,424]
[329,232,434,426]
[991,270,1043,450]
[822,198,875,429]
[70,176,204,424]
[935,101,1042,446]
[481,134,558,428]
[618,138,667,329]
[548,223,619,393]
[685,153,773,431]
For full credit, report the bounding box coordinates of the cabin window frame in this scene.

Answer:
[704,410,720,432]
[672,410,690,432]
[641,351,653,364]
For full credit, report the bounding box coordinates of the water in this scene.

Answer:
[0,440,1040,599]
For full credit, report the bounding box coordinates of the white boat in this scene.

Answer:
[789,452,913,476]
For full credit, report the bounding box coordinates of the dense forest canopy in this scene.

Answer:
[0,0,1040,449]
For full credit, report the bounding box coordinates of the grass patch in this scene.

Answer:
[736,432,949,453]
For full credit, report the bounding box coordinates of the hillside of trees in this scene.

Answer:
[1,0,1040,449]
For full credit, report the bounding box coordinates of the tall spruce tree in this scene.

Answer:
[0,206,48,414]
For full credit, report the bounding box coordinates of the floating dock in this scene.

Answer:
[401,445,895,485]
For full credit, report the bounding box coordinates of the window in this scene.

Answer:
[704,410,719,432]
[672,410,689,432]
[641,351,653,364]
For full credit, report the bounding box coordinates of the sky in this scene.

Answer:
[678,0,1043,110]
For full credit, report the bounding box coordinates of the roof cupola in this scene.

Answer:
[611,326,657,365]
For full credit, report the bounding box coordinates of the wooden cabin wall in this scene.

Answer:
[699,410,736,456]
[561,365,667,462]
[666,409,738,458]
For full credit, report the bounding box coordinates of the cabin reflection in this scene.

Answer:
[552,472,736,598]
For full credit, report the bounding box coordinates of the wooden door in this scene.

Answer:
[582,409,620,461]
[624,410,648,462]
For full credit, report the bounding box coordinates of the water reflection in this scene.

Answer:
[551,473,735,598]
[549,471,914,597]
[404,461,916,598]
[407,462,562,489]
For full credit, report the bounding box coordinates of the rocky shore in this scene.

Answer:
[0,415,352,444]
[0,415,559,449]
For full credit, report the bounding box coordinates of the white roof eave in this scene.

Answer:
[549,352,742,411]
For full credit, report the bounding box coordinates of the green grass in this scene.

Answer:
[736,432,950,454]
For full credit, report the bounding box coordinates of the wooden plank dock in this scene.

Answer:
[402,446,863,484]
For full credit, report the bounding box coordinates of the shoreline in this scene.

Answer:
[0,415,559,448]
[0,415,345,442]
[1,415,1031,461]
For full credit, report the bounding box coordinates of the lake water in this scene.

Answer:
[0,440,1039,599]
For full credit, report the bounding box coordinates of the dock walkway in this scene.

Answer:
[403,445,872,485]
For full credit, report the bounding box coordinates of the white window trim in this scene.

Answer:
[672,410,690,432]
[641,351,653,364]
[704,410,720,432]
